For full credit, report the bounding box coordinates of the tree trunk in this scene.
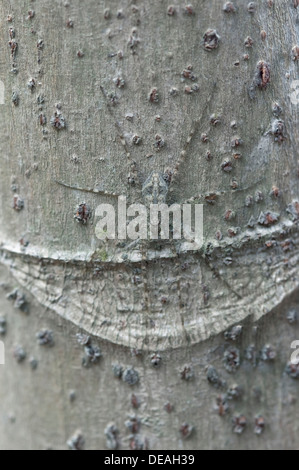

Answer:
[0,0,298,450]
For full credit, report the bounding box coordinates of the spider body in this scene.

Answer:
[142,172,169,205]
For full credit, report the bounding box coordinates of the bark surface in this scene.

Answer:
[0,0,298,450]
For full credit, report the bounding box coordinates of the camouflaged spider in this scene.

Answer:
[55,84,262,210]
[53,85,262,303]
[54,85,217,207]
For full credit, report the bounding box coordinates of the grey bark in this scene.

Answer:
[0,0,298,450]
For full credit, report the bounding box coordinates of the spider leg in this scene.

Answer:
[54,180,119,197]
[168,83,217,192]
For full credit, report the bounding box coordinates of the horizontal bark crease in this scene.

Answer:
[1,221,299,350]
